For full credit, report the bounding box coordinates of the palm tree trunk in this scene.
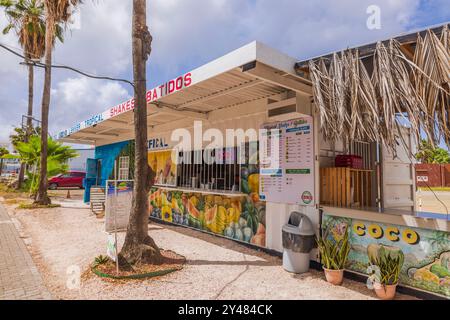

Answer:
[26,64,34,137]
[119,0,161,266]
[17,64,34,190]
[34,15,53,205]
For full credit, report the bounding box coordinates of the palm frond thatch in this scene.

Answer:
[310,24,450,155]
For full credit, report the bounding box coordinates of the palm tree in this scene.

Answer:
[9,127,28,149]
[1,0,46,188]
[35,0,82,205]
[10,126,41,150]
[1,0,63,190]
[119,0,161,265]
[0,147,10,176]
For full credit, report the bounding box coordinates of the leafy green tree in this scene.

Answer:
[416,140,450,164]
[9,126,41,150]
[14,136,78,196]
[0,147,10,176]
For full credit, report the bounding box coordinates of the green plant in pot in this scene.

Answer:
[316,224,350,285]
[368,245,404,300]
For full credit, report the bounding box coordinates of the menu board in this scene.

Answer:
[259,117,315,206]
[105,180,134,232]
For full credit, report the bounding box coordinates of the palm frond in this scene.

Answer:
[309,24,450,154]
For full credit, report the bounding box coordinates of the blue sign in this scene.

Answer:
[148,138,169,150]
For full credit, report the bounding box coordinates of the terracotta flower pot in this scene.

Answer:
[374,283,397,300]
[323,268,344,285]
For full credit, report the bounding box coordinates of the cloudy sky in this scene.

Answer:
[0,0,449,144]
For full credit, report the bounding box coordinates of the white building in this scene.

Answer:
[68,148,95,171]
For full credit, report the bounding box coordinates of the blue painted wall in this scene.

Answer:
[95,141,130,185]
[84,140,130,203]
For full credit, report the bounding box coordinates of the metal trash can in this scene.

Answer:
[282,211,315,273]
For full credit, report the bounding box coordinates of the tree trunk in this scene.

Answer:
[0,159,3,177]
[119,0,161,266]
[26,64,34,138]
[17,64,34,190]
[34,14,53,206]
[17,163,25,189]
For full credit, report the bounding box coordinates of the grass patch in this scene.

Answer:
[0,183,19,194]
[0,183,30,199]
[91,251,185,282]
[18,203,61,210]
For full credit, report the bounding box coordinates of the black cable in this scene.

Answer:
[389,124,449,217]
[420,180,449,216]
[0,43,135,89]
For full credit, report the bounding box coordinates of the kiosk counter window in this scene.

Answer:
[173,143,259,194]
[148,150,177,187]
[148,141,266,248]
[177,147,240,192]
[319,138,450,299]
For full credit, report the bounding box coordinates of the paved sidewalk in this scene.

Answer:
[0,203,51,300]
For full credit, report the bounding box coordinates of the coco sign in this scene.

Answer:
[353,221,420,245]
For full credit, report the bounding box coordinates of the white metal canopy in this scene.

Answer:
[58,41,312,146]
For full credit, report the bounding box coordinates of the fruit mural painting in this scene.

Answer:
[408,251,450,288]
[324,215,450,297]
[149,190,266,247]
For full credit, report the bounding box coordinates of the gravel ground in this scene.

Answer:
[3,198,416,300]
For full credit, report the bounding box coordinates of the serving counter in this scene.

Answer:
[322,206,450,232]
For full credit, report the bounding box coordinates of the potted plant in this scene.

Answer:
[370,247,404,300]
[316,224,350,285]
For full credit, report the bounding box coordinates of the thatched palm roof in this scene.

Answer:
[295,23,450,155]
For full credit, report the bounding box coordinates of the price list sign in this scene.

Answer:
[259,117,315,206]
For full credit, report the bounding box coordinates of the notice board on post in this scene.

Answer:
[259,116,315,206]
[105,180,134,232]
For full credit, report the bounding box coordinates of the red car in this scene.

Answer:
[48,171,86,189]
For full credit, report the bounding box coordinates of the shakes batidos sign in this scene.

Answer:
[57,72,193,139]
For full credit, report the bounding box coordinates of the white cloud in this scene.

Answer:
[52,0,132,74]
[0,26,29,79]
[0,0,448,143]
[239,0,422,59]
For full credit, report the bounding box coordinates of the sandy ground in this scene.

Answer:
[1,194,418,301]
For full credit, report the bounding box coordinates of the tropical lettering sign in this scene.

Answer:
[148,138,170,151]
[56,72,193,140]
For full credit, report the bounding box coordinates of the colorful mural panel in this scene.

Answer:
[149,189,266,247]
[323,214,450,298]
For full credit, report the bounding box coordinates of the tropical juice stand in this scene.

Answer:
[58,24,450,298]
